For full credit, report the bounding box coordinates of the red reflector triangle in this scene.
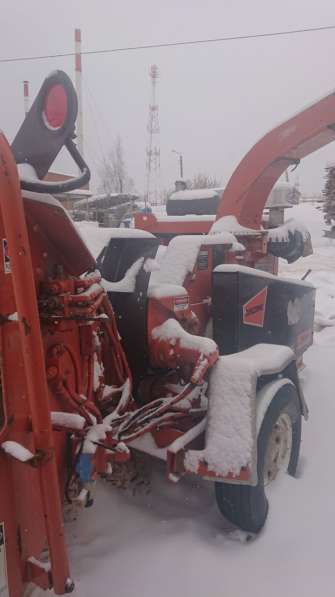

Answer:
[242,287,268,327]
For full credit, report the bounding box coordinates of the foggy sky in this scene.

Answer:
[1,0,335,195]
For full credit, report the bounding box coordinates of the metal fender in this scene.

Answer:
[256,377,295,433]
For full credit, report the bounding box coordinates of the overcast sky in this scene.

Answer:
[1,0,335,195]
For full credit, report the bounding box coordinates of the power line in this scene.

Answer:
[1,24,335,64]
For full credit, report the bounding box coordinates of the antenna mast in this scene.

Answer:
[145,64,160,206]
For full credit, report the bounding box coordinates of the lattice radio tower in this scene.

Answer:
[145,65,161,206]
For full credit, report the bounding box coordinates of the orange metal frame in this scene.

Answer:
[0,134,71,595]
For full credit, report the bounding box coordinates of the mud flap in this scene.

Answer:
[183,344,296,485]
[184,352,258,485]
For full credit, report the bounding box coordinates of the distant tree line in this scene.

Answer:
[322,164,335,237]
[190,173,221,189]
[98,137,221,202]
[98,135,134,195]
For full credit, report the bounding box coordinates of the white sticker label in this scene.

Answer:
[287,298,302,326]
[2,240,10,275]
[0,522,9,597]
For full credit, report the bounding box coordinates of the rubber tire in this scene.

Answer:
[215,382,302,534]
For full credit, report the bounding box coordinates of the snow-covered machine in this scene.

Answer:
[1,71,335,596]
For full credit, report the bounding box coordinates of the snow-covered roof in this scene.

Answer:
[75,193,138,208]
[156,215,216,223]
[166,182,300,217]
[169,189,220,201]
[66,188,92,197]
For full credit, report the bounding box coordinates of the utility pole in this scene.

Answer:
[172,149,184,179]
[74,28,84,158]
[23,80,30,116]
[74,28,88,218]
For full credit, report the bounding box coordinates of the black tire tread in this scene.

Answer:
[215,382,302,533]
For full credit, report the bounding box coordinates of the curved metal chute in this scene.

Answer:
[216,91,335,228]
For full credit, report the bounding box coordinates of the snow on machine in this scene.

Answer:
[2,70,335,596]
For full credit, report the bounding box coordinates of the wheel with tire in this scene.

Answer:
[215,381,302,534]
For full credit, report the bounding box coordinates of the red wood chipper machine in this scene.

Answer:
[1,70,334,596]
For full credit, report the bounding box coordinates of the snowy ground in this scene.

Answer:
[38,204,335,597]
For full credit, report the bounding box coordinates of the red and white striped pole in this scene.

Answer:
[74,28,83,157]
[23,80,29,116]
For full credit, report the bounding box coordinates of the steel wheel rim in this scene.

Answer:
[264,413,293,485]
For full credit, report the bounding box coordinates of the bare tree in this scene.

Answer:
[98,136,134,194]
[322,163,335,237]
[191,173,221,189]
